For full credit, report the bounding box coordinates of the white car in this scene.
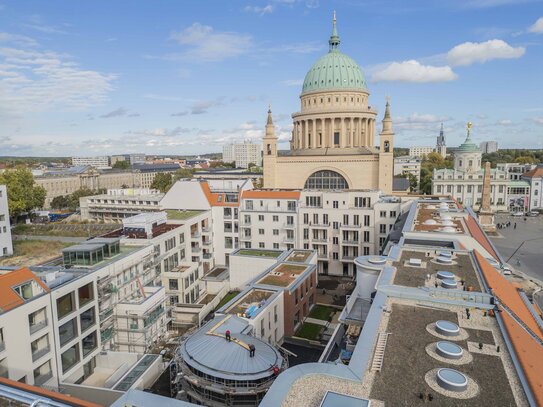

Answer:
[511,212,524,217]
[501,265,513,275]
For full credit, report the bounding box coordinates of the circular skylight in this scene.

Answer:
[437,368,468,392]
[441,279,458,289]
[437,270,455,280]
[436,341,464,360]
[435,320,460,337]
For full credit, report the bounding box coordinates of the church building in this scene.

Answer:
[263,14,394,193]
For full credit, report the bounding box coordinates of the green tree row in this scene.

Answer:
[0,168,46,221]
[150,168,196,193]
[50,188,106,211]
[419,152,454,195]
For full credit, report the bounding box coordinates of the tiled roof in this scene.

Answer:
[474,251,543,342]
[200,182,239,207]
[241,190,301,199]
[465,215,500,261]
[522,166,543,178]
[0,268,50,312]
[500,311,543,405]
[0,377,103,407]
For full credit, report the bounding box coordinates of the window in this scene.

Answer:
[380,224,387,233]
[225,237,233,249]
[380,211,386,218]
[258,215,264,221]
[467,185,473,193]
[333,201,339,208]
[364,215,370,226]
[333,237,339,245]
[363,231,370,242]
[354,215,359,225]
[273,215,279,222]
[57,293,75,319]
[305,170,348,190]
[273,229,279,235]
[14,283,33,300]
[303,213,309,224]
[390,211,397,218]
[78,283,94,307]
[343,214,348,225]
[80,307,96,333]
[273,243,279,249]
[259,229,265,235]
[245,200,253,210]
[332,252,339,260]
[59,318,77,347]
[333,222,339,229]
[306,196,322,207]
[259,242,265,248]
[169,279,179,290]
[61,344,80,373]
[303,228,309,239]
[457,185,462,193]
[363,246,370,255]
[82,331,97,357]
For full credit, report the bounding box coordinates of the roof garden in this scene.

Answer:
[285,250,312,263]
[226,289,275,317]
[413,203,465,233]
[257,263,308,288]
[165,209,203,221]
[235,249,282,258]
[392,249,483,291]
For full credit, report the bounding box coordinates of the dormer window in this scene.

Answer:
[14,282,33,300]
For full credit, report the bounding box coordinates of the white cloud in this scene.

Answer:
[447,39,525,66]
[372,60,457,83]
[282,79,303,86]
[100,107,127,118]
[529,17,543,33]
[0,38,116,114]
[532,117,543,125]
[170,23,252,62]
[22,15,68,35]
[496,119,513,125]
[0,32,38,47]
[244,4,274,15]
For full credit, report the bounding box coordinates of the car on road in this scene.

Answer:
[511,212,524,217]
[501,264,513,275]
[527,211,539,217]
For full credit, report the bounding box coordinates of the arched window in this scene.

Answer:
[304,170,348,190]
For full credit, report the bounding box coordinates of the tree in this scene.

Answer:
[151,173,173,193]
[0,167,46,221]
[50,195,70,210]
[173,168,195,181]
[113,160,130,169]
[515,156,536,165]
[68,188,97,211]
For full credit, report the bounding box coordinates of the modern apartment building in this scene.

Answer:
[479,140,499,153]
[497,162,536,181]
[238,190,406,276]
[0,185,12,257]
[80,188,164,222]
[222,141,262,168]
[393,155,421,188]
[522,165,543,211]
[408,146,434,157]
[71,156,110,169]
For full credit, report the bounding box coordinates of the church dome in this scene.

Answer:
[301,13,367,95]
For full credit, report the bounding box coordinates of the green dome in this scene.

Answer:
[457,135,481,153]
[301,13,367,95]
[301,51,367,95]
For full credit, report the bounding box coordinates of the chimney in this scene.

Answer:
[478,161,496,233]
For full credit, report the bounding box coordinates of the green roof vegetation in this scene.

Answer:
[0,239,72,267]
[309,304,337,321]
[295,322,323,341]
[236,249,281,258]
[165,210,202,220]
[215,291,240,310]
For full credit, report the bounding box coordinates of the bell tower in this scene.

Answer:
[263,107,277,188]
[378,97,394,193]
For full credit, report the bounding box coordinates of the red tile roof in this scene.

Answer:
[474,251,543,342]
[199,182,239,207]
[465,215,500,261]
[500,311,543,405]
[0,268,50,312]
[0,377,103,407]
[522,167,543,178]
[241,190,301,199]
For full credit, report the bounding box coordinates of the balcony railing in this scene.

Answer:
[317,253,329,260]
[312,238,328,243]
[341,240,359,245]
[29,319,48,335]
[34,371,53,386]
[309,222,329,228]
[340,224,360,230]
[341,255,356,262]
[32,345,51,362]
[191,232,201,239]
[283,223,296,229]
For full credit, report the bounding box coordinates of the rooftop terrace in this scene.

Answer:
[226,288,275,317]
[165,209,203,221]
[257,263,308,288]
[285,250,312,263]
[235,249,283,258]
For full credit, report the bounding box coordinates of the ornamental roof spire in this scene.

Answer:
[267,104,273,126]
[329,11,340,51]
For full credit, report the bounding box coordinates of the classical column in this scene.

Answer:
[304,120,309,149]
[340,117,346,148]
[312,119,317,149]
[350,117,354,147]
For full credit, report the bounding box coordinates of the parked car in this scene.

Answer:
[511,212,524,217]
[527,211,539,217]
[501,265,513,275]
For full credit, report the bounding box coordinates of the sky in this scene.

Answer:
[0,0,542,157]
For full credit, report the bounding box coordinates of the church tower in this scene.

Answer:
[262,107,277,188]
[378,98,394,194]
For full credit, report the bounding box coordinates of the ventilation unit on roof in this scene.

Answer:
[409,258,422,266]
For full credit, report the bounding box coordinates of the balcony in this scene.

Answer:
[101,327,114,342]
[340,224,360,230]
[191,246,202,253]
[203,253,213,260]
[240,234,252,241]
[202,240,212,246]
[312,238,328,243]
[241,220,252,226]
[202,226,211,233]
[29,319,48,335]
[34,371,53,386]
[32,345,51,362]
[191,232,201,239]
[341,255,356,262]
[317,253,329,260]
[341,240,359,246]
[283,236,295,243]
[283,223,296,229]
[309,222,329,229]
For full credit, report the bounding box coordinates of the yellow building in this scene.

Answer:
[263,14,394,193]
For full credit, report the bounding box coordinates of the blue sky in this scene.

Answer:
[1,0,542,156]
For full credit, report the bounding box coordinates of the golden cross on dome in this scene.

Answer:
[467,121,473,137]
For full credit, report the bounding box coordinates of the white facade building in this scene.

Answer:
[71,156,110,168]
[497,163,536,181]
[223,142,262,168]
[522,166,543,211]
[408,146,434,157]
[393,156,421,188]
[479,141,499,154]
[0,185,12,257]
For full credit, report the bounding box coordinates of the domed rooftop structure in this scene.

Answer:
[301,12,367,95]
[457,121,481,153]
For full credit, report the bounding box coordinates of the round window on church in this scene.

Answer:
[304,170,348,190]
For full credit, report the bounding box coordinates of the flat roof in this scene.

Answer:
[285,250,312,263]
[320,391,369,407]
[165,209,203,221]
[257,263,308,288]
[226,288,275,316]
[235,248,283,258]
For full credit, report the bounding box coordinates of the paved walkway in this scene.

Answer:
[13,235,86,243]
[305,317,338,329]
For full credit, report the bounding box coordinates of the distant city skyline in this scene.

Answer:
[1,0,543,156]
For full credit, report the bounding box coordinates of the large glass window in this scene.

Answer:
[82,331,97,357]
[57,293,75,319]
[61,344,80,373]
[80,307,96,333]
[304,170,348,190]
[59,318,78,347]
[78,283,94,307]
